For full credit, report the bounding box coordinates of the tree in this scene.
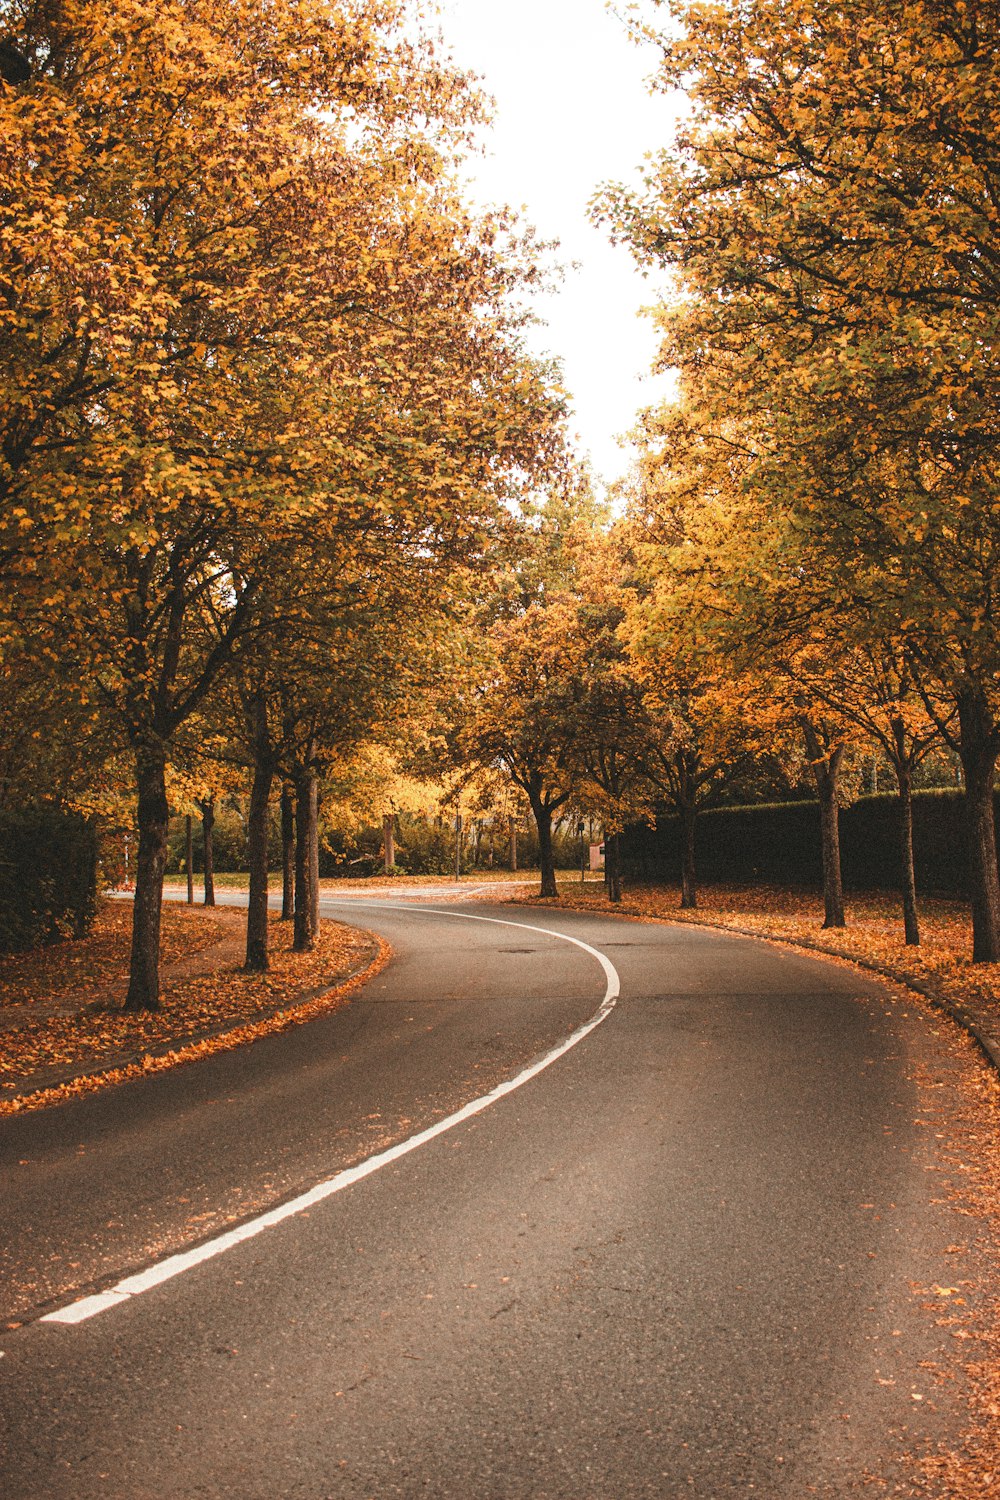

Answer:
[601,0,1000,959]
[551,532,658,904]
[461,600,583,898]
[3,0,565,1003]
[451,481,613,900]
[621,425,804,912]
[1,0,464,579]
[788,635,948,945]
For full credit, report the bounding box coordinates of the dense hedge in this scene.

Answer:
[0,805,99,952]
[622,789,992,897]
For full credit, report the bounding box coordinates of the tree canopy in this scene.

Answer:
[597,0,1000,959]
[0,0,568,1003]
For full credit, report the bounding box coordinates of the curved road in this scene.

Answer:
[0,895,986,1496]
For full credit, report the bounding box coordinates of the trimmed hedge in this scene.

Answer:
[622,789,992,897]
[0,805,99,953]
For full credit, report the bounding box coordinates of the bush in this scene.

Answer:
[395,819,467,876]
[622,789,995,897]
[0,805,99,952]
[316,818,473,877]
[318,826,383,878]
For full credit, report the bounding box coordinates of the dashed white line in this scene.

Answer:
[43,907,620,1326]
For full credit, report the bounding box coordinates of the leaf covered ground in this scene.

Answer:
[0,900,385,1114]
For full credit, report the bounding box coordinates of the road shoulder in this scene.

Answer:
[0,902,388,1115]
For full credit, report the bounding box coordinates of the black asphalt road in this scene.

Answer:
[0,896,987,1497]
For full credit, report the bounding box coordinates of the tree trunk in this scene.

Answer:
[800,719,846,929]
[509,817,518,872]
[245,697,274,973]
[892,748,920,947]
[383,813,395,874]
[606,831,622,904]
[532,799,557,898]
[201,798,216,907]
[817,773,845,928]
[185,815,194,904]
[280,783,294,921]
[679,799,698,910]
[309,772,321,936]
[957,690,1000,963]
[293,754,319,952]
[124,745,170,1012]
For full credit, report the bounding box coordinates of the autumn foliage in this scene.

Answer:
[0,0,566,1006]
[598,0,1000,962]
[5,0,999,999]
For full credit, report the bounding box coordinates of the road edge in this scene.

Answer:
[0,931,392,1118]
[525,897,1000,1079]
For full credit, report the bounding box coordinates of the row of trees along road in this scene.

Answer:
[7,0,997,987]
[450,469,983,959]
[0,0,567,1008]
[594,0,1000,963]
[450,482,770,905]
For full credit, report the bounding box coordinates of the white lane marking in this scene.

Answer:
[43,908,620,1325]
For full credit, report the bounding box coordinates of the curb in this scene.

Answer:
[529,896,1000,1080]
[0,936,390,1117]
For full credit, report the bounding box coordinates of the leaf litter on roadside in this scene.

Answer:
[0,901,387,1112]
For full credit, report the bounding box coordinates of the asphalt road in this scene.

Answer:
[0,895,987,1497]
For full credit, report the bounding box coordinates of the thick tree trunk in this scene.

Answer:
[894,759,920,947]
[957,690,1000,964]
[817,775,845,928]
[185,815,194,904]
[124,746,170,1012]
[383,813,395,874]
[280,783,294,921]
[245,698,274,973]
[201,798,216,907]
[800,719,846,929]
[293,755,319,952]
[532,799,557,898]
[679,800,698,910]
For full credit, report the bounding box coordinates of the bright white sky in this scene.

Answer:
[435,0,679,490]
